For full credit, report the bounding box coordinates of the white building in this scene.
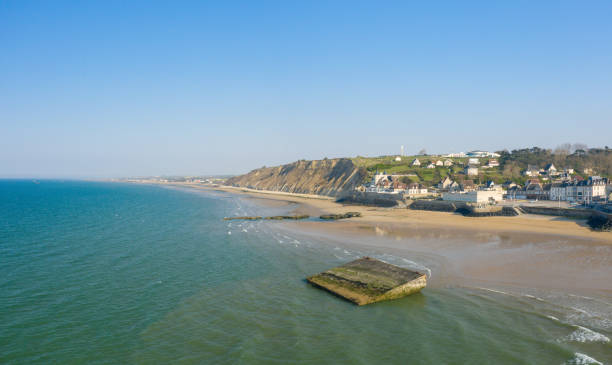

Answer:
[426,162,435,169]
[571,178,608,202]
[443,159,453,167]
[466,150,501,158]
[395,156,402,162]
[468,158,480,165]
[442,190,504,204]
[464,166,479,176]
[524,165,540,177]
[445,152,467,158]
[549,183,567,201]
[486,159,499,168]
[406,183,428,195]
[411,158,421,166]
[544,163,557,176]
[548,177,608,202]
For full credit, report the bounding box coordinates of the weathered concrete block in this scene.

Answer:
[306,257,426,305]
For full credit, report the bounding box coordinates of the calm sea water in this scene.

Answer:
[1,180,610,364]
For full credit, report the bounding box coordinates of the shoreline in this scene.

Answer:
[134,182,612,287]
[146,182,612,295]
[163,182,612,244]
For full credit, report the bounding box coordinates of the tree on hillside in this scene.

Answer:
[571,143,588,154]
[502,161,522,178]
[400,176,414,184]
[554,143,572,155]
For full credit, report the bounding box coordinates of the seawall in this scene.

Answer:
[336,191,402,207]
[408,200,518,216]
[519,206,598,219]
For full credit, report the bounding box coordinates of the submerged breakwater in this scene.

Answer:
[0,180,610,364]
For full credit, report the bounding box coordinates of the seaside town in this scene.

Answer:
[357,147,612,212]
[124,145,612,217]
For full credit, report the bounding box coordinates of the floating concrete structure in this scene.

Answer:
[307,257,427,305]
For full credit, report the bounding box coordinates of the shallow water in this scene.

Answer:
[1,180,610,364]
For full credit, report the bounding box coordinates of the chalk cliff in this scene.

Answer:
[225,158,367,197]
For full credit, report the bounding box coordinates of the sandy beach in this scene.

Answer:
[155,183,612,298]
[203,184,612,243]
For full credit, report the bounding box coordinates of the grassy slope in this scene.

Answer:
[351,155,505,186]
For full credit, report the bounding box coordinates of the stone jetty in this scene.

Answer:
[223,215,309,221]
[319,212,362,220]
[306,257,426,305]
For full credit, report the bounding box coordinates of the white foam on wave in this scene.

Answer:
[242,229,248,233]
[227,231,231,235]
[569,294,595,300]
[524,294,545,302]
[401,258,432,279]
[560,325,610,343]
[477,287,514,296]
[547,315,560,321]
[571,307,589,314]
[565,352,603,365]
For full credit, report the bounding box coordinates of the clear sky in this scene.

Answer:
[2,1,611,178]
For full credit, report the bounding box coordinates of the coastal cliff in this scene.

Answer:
[225,158,367,197]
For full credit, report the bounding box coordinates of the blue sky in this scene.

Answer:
[1,1,611,177]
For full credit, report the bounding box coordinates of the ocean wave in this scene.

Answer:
[565,352,603,365]
[523,294,545,302]
[477,287,514,297]
[560,325,610,343]
[400,258,432,279]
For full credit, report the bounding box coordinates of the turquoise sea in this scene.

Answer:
[1,180,610,364]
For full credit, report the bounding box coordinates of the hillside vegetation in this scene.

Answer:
[225,147,612,196]
[352,146,612,187]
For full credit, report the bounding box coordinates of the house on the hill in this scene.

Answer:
[524,165,540,177]
[426,162,436,169]
[486,159,499,168]
[544,163,557,176]
[461,180,476,191]
[411,158,421,166]
[464,166,479,176]
[435,160,444,166]
[443,159,453,167]
[468,158,480,165]
[395,156,402,162]
[438,176,454,190]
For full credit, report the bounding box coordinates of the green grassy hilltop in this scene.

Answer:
[351,155,504,186]
[351,147,612,187]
